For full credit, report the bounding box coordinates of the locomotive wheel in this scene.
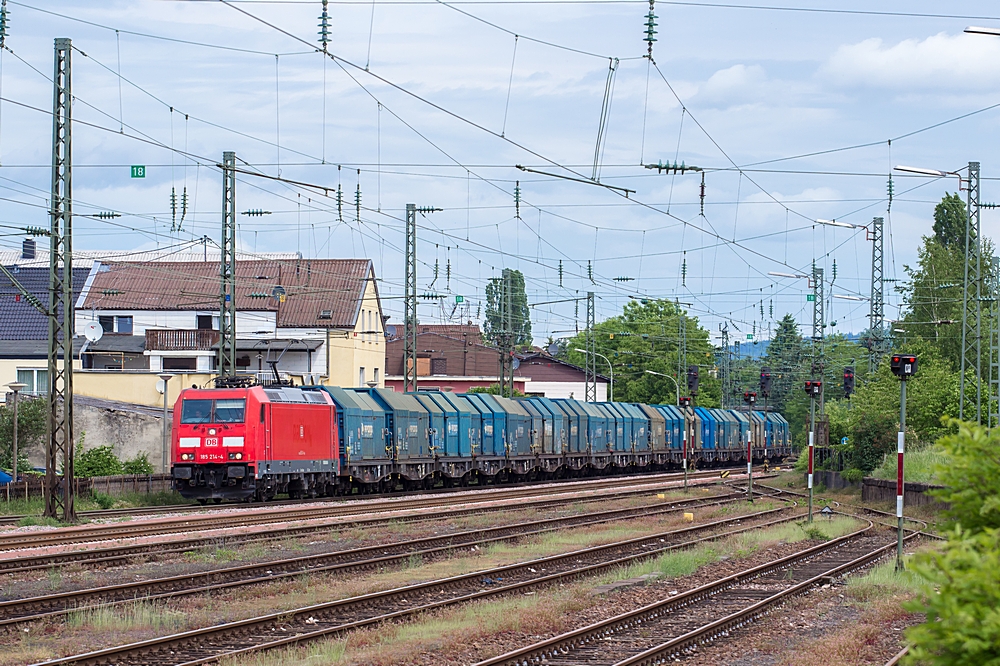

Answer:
[213,498,223,505]
[198,499,208,506]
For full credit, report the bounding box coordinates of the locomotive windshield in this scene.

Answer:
[180,399,246,424]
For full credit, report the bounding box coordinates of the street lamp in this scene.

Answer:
[157,374,173,474]
[644,370,680,406]
[575,348,613,401]
[5,382,27,487]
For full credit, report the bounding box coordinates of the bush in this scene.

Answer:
[91,491,116,509]
[75,445,123,477]
[840,467,864,484]
[905,528,1000,666]
[849,411,897,473]
[122,453,154,475]
[929,421,1000,532]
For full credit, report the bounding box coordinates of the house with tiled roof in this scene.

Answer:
[75,258,386,405]
[0,254,90,397]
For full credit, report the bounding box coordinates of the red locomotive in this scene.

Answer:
[171,385,339,503]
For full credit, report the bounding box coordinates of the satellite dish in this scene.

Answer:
[271,285,287,303]
[385,325,397,338]
[547,343,559,356]
[512,358,520,370]
[84,322,104,343]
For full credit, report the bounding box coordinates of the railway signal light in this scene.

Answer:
[843,366,855,397]
[743,391,756,406]
[679,396,692,407]
[890,354,917,378]
[759,367,772,398]
[687,365,699,395]
[804,380,821,396]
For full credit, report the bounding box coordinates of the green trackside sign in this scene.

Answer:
[130,165,146,178]
[806,294,816,301]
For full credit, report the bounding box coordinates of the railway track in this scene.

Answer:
[0,471,747,552]
[0,478,762,574]
[474,521,910,665]
[33,501,801,665]
[0,491,763,627]
[0,468,751,527]
[758,483,945,539]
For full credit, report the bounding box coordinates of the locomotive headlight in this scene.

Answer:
[208,428,217,435]
[236,453,243,460]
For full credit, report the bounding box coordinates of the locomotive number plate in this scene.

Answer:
[201,452,225,461]
[205,437,220,447]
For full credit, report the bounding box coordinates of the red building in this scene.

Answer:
[383,325,607,399]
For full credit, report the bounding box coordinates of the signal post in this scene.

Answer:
[679,395,693,490]
[891,354,917,570]
[743,390,756,501]
[804,379,822,521]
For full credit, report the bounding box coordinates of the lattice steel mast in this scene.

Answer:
[404,204,417,393]
[960,162,982,422]
[868,216,885,374]
[45,38,75,521]
[585,291,596,401]
[989,256,999,429]
[218,151,237,377]
[812,265,825,419]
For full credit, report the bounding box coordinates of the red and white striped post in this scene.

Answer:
[896,376,907,570]
[889,353,916,570]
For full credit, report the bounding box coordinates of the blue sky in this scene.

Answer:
[2,0,999,346]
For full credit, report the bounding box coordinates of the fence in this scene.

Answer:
[2,473,173,501]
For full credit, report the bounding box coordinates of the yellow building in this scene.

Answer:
[69,258,386,406]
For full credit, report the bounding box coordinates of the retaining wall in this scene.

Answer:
[862,476,946,508]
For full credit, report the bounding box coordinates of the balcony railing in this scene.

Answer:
[145,329,220,351]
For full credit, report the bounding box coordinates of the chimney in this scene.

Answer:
[21,238,35,260]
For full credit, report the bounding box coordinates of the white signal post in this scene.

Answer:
[747,428,753,502]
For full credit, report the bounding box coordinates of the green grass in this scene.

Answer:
[870,448,944,484]
[66,601,186,632]
[601,516,863,583]
[15,515,67,528]
[846,560,921,601]
[0,489,191,517]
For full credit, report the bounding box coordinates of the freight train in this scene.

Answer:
[170,384,791,503]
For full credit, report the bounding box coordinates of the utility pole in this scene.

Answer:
[218,151,237,378]
[812,265,826,439]
[404,204,417,393]
[867,216,885,374]
[677,299,686,398]
[990,256,1000,429]
[721,325,730,409]
[960,162,982,423]
[403,204,439,393]
[45,37,75,522]
[585,291,596,401]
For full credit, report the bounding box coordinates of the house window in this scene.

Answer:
[117,316,133,334]
[163,357,198,371]
[431,358,447,375]
[373,368,380,385]
[16,368,48,395]
[359,367,366,386]
[99,316,114,333]
[197,315,214,330]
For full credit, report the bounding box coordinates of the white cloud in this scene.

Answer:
[823,32,1000,90]
[695,64,768,103]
